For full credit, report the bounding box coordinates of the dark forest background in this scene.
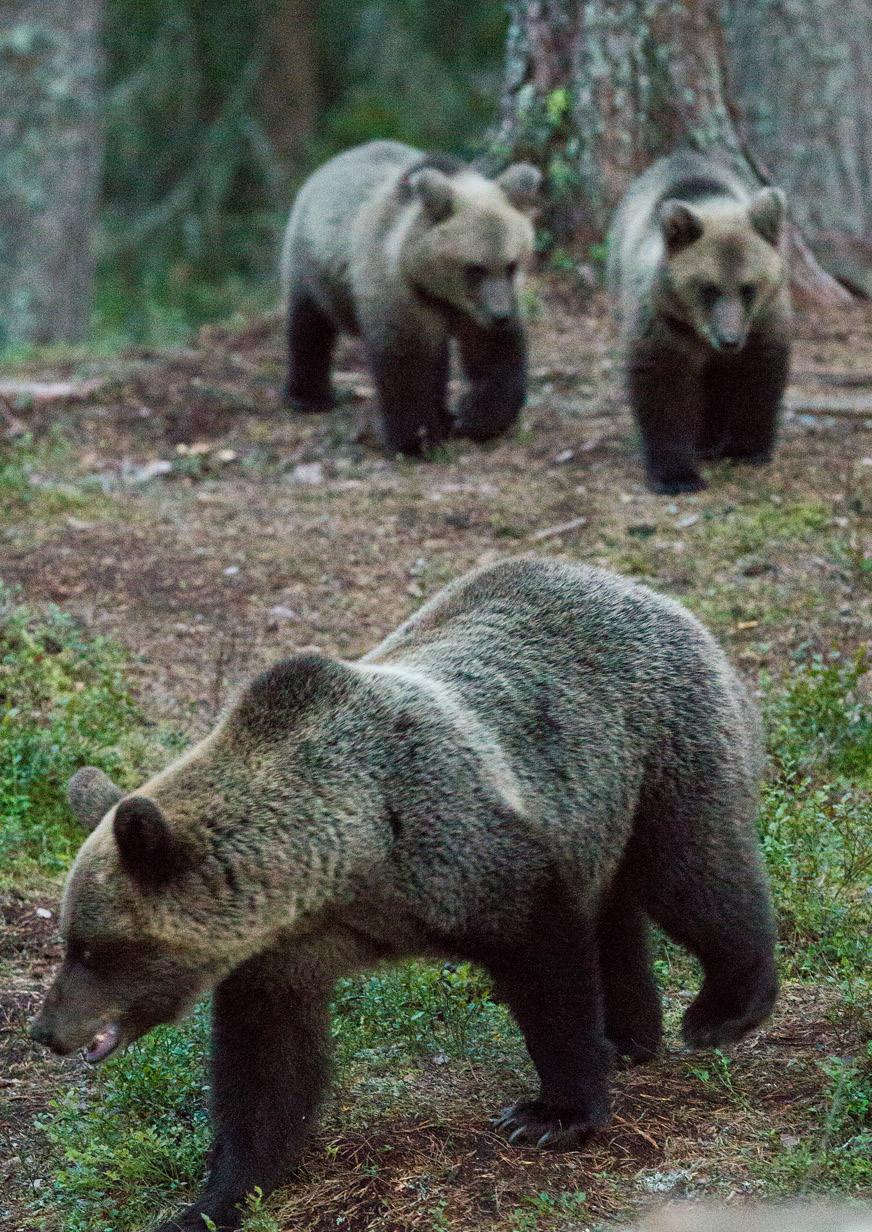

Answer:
[0,0,508,351]
[2,0,871,354]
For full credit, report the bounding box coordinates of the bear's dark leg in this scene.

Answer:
[154,949,334,1232]
[707,337,790,465]
[284,287,337,412]
[368,333,452,456]
[597,876,662,1065]
[627,340,705,494]
[454,320,527,442]
[488,902,612,1148]
[630,832,778,1051]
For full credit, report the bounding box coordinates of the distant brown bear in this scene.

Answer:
[31,558,777,1232]
[280,140,541,456]
[608,151,791,494]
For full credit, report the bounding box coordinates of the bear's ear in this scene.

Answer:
[497,163,542,210]
[68,767,123,833]
[660,199,704,254]
[113,796,190,886]
[407,167,454,223]
[748,186,785,246]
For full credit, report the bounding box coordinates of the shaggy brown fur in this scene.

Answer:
[280,140,540,456]
[608,151,791,494]
[32,557,777,1232]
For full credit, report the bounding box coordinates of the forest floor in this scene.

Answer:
[1,281,870,1232]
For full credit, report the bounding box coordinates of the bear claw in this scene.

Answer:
[492,1099,603,1149]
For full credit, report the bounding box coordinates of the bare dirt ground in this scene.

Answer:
[2,282,871,1230]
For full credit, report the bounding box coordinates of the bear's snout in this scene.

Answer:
[29,1009,78,1056]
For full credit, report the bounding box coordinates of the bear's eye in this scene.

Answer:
[699,282,720,308]
[506,261,518,278]
[740,282,756,306]
[465,263,487,285]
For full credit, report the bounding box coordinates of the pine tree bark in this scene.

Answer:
[0,0,105,348]
[496,0,852,305]
[727,0,872,297]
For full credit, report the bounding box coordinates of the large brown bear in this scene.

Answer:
[608,151,792,494]
[280,140,541,456]
[32,557,778,1232]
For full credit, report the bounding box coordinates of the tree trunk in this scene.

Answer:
[728,0,872,243]
[496,0,851,306]
[256,0,319,177]
[727,0,872,296]
[0,0,105,349]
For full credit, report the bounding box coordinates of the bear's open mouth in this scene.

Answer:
[84,1022,122,1064]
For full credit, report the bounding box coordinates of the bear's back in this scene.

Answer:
[366,557,761,799]
[280,140,420,310]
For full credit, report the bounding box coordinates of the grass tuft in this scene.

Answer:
[0,586,170,882]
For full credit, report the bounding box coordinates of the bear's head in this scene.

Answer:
[30,655,389,1063]
[657,186,786,352]
[398,159,541,331]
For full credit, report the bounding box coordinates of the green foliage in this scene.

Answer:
[754,1043,872,1190]
[507,1189,588,1230]
[759,653,872,981]
[0,434,110,525]
[315,0,507,159]
[332,960,509,1069]
[0,587,160,881]
[38,1006,212,1232]
[93,0,507,347]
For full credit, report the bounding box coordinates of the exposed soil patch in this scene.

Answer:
[2,280,871,1229]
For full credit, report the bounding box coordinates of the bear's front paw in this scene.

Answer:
[492,1098,606,1149]
[647,471,707,495]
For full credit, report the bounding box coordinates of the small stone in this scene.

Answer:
[675,513,699,529]
[223,565,240,577]
[35,907,53,920]
[131,459,172,483]
[268,604,299,621]
[552,448,575,465]
[215,448,238,464]
[290,462,324,486]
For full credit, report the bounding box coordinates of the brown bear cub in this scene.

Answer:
[280,140,540,456]
[32,558,778,1232]
[608,151,791,494]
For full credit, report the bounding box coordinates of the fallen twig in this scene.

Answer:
[529,515,587,542]
[786,395,872,418]
[0,378,106,403]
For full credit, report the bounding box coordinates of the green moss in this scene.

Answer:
[0,587,172,883]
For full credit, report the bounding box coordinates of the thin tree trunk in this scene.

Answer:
[0,0,105,348]
[497,0,851,306]
[256,0,319,175]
